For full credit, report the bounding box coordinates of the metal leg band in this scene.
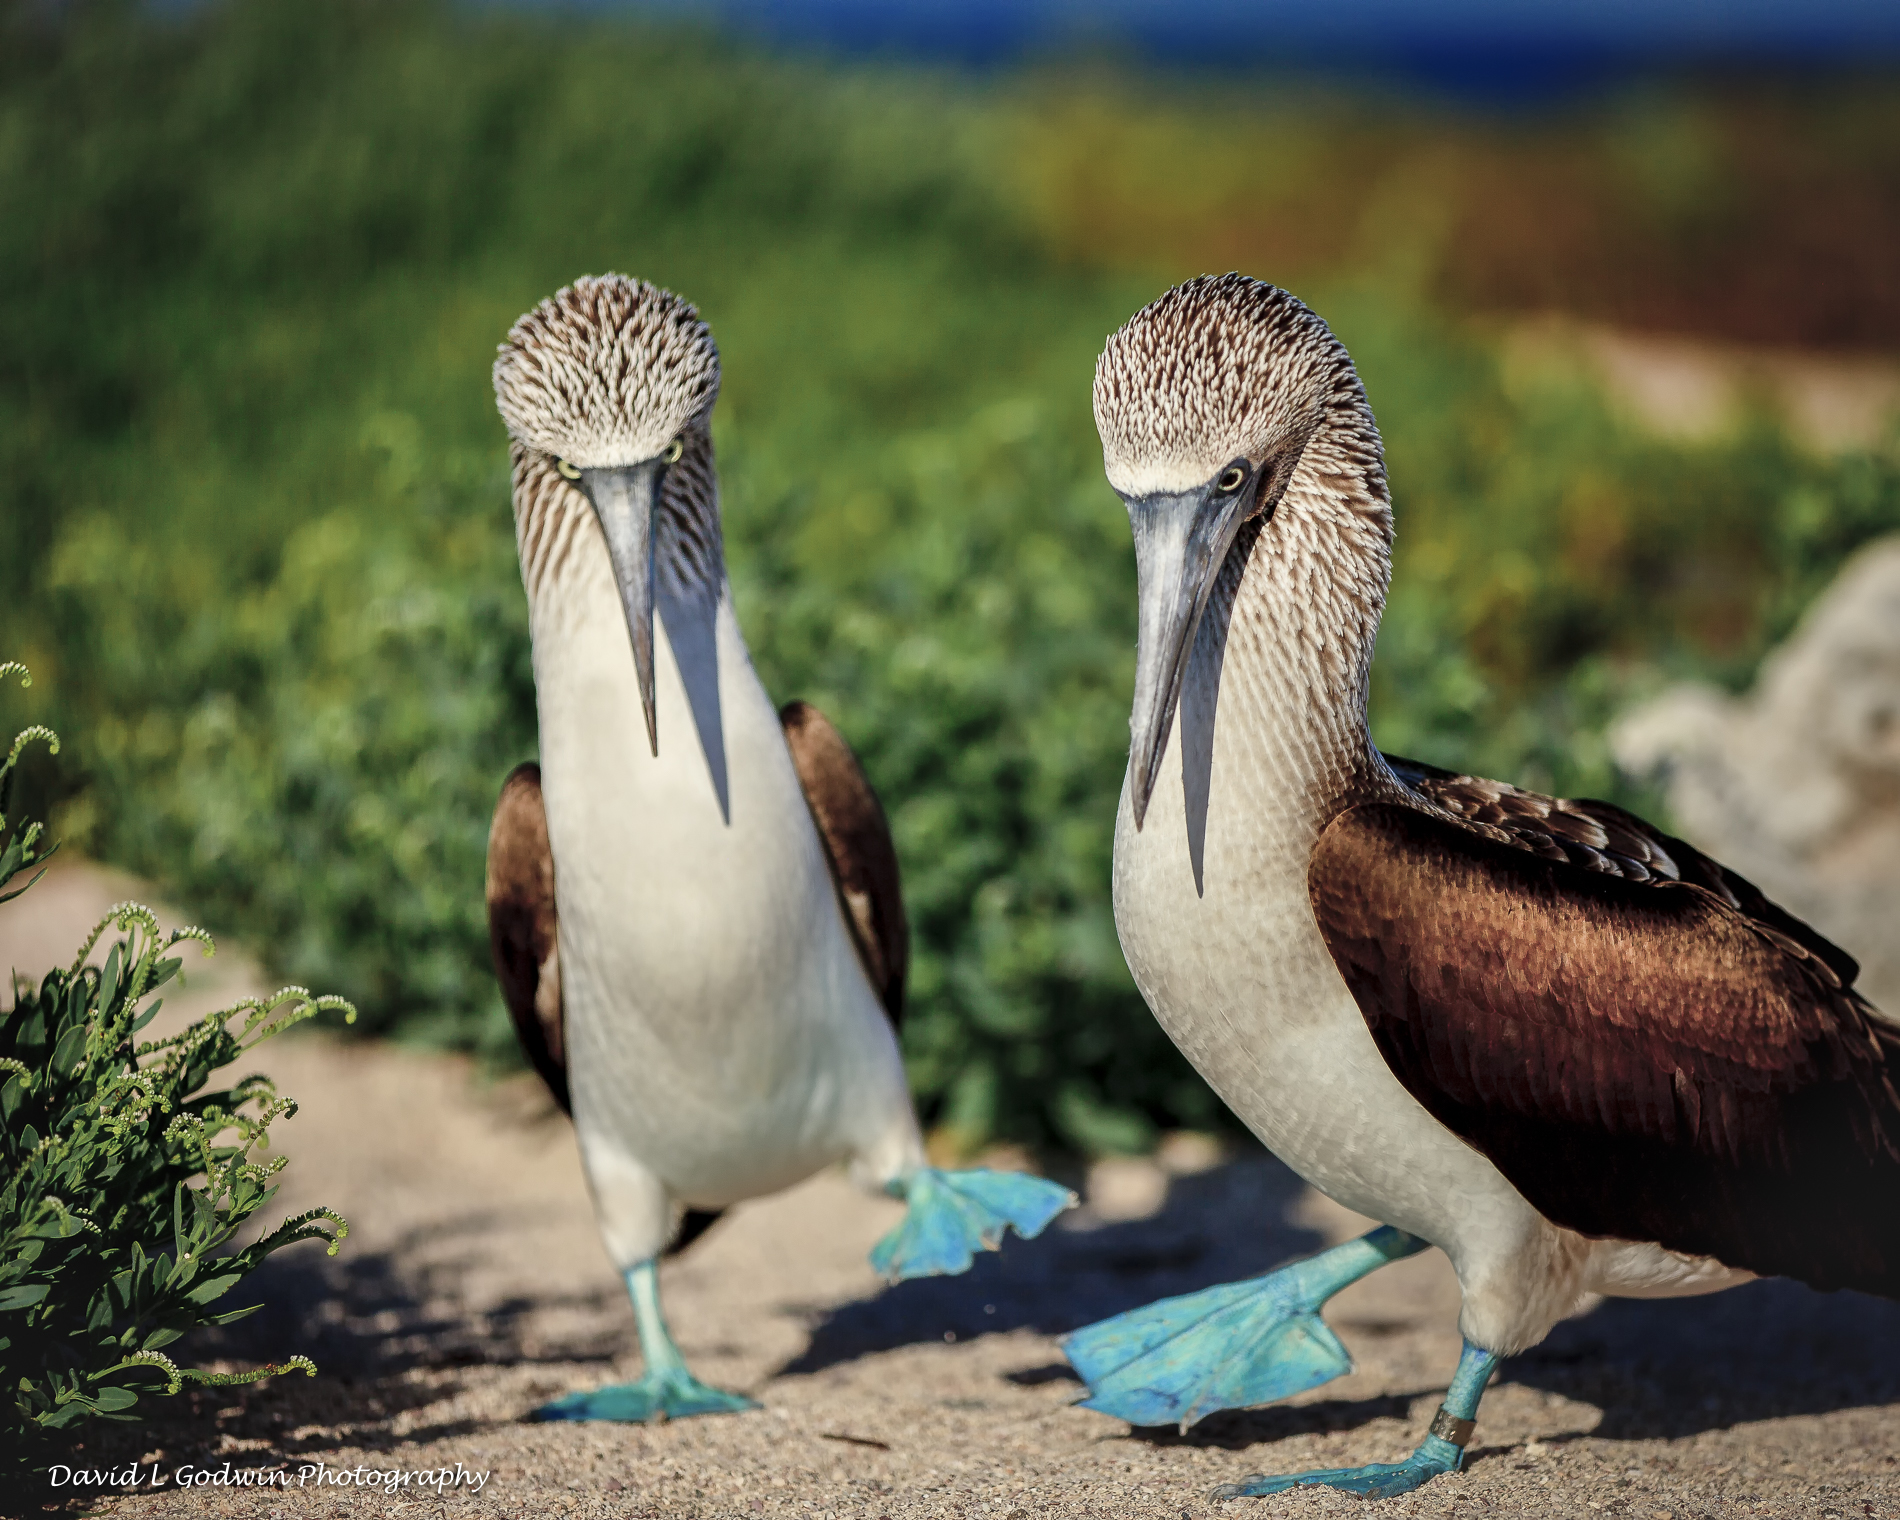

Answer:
[1427,1405,1476,1447]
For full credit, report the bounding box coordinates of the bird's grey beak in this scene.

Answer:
[579,460,668,756]
[1124,475,1253,830]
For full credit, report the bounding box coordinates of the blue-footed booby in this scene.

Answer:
[1061,273,1900,1499]
[485,274,1071,1423]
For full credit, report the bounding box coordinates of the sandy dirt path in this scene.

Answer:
[8,863,1900,1519]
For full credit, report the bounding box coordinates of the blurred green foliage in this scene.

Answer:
[1,0,1896,1154]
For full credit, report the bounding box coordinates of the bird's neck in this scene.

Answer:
[654,447,728,608]
[1204,461,1392,831]
[512,458,754,817]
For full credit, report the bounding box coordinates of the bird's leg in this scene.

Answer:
[1210,1339,1500,1501]
[1062,1226,1427,1428]
[868,1167,1076,1282]
[532,1261,756,1422]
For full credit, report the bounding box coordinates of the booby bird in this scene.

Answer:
[1061,273,1900,1499]
[486,274,1071,1423]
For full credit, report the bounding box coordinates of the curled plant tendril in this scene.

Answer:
[66,903,153,981]
[187,1355,318,1387]
[169,924,216,958]
[95,1351,185,1397]
[269,1206,351,1256]
[5,723,59,768]
[1,668,57,844]
[90,1350,319,1398]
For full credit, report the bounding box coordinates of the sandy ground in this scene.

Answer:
[9,863,1900,1519]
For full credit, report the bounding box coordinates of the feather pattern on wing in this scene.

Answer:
[1310,761,1900,1295]
[1385,755,1860,989]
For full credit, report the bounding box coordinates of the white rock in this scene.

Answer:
[1612,537,1900,1015]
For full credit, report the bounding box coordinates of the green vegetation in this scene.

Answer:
[0,668,348,1469]
[2,1,1896,1153]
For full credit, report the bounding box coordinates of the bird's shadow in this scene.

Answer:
[1126,1391,1423,1452]
[1510,1275,1900,1439]
[183,1210,623,1379]
[778,1152,1321,1376]
[783,1149,1900,1447]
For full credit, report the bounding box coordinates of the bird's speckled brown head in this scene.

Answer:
[1095,273,1374,500]
[494,275,719,468]
[1099,275,1392,829]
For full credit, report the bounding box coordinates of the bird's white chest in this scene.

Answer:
[1110,603,1531,1253]
[525,539,908,1203]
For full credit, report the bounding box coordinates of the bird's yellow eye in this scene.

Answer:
[555,458,581,481]
[1217,464,1248,493]
[664,438,684,465]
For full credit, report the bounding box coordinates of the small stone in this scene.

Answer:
[1155,1131,1224,1174]
[1086,1156,1168,1221]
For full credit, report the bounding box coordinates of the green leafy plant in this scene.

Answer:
[1,664,350,1470]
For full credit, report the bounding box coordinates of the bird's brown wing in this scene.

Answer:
[779,701,908,1026]
[1311,785,1900,1297]
[486,762,568,1113]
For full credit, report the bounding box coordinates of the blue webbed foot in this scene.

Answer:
[533,1370,756,1424]
[870,1167,1076,1282]
[1061,1227,1423,1429]
[1209,1437,1461,1500]
[1207,1341,1501,1503]
[534,1259,756,1423]
[1063,1274,1351,1428]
